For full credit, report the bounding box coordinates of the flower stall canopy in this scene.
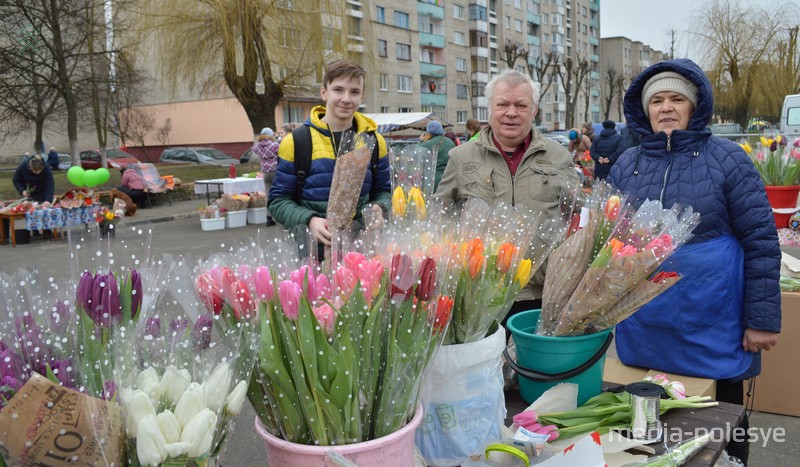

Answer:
[362,112,452,134]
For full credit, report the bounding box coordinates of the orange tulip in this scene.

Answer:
[603,195,621,221]
[496,242,517,273]
[465,238,484,261]
[432,295,454,333]
[469,253,485,279]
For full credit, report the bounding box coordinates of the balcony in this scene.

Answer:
[527,12,541,25]
[419,32,445,48]
[590,71,600,80]
[590,54,600,63]
[589,36,599,46]
[589,18,599,29]
[417,1,445,20]
[528,35,541,47]
[589,0,599,11]
[421,91,447,107]
[420,62,447,78]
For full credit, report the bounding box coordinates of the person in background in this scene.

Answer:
[617,123,641,153]
[419,120,456,190]
[567,127,592,154]
[435,69,579,320]
[253,127,279,226]
[465,117,482,141]
[589,120,621,180]
[608,58,780,466]
[268,59,391,256]
[117,165,147,208]
[13,154,54,204]
[277,124,293,142]
[581,121,595,142]
[444,131,461,147]
[47,147,60,171]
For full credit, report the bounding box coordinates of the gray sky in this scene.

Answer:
[599,0,799,60]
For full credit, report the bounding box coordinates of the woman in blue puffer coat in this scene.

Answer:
[608,59,780,465]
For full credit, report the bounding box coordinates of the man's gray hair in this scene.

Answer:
[485,69,541,106]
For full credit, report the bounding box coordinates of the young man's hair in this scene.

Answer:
[323,59,366,89]
[29,155,45,172]
[466,118,482,134]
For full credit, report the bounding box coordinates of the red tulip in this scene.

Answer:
[415,257,437,301]
[432,296,454,333]
[391,254,415,302]
[195,273,223,315]
[231,279,256,320]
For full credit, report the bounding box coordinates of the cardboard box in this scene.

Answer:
[603,356,716,398]
[746,291,800,416]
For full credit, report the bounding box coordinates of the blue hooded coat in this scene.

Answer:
[608,59,781,382]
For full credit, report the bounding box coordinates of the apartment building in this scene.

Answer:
[600,36,666,122]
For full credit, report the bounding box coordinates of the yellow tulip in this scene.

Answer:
[392,186,406,217]
[739,142,752,155]
[407,186,426,218]
[760,136,773,148]
[105,210,115,221]
[514,259,532,288]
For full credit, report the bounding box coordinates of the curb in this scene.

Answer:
[126,211,199,226]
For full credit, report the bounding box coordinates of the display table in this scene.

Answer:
[0,207,99,247]
[0,211,26,247]
[194,177,264,205]
[504,385,744,466]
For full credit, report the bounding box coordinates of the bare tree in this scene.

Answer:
[155,118,172,147]
[555,54,591,128]
[144,0,353,136]
[527,52,558,125]
[602,67,623,121]
[693,0,794,128]
[666,27,678,60]
[582,73,593,123]
[501,40,527,70]
[616,75,627,123]
[119,108,155,159]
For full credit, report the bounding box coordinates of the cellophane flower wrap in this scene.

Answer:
[106,253,257,466]
[326,131,377,234]
[536,180,701,336]
[389,142,437,225]
[742,135,800,186]
[444,198,564,344]
[240,216,453,445]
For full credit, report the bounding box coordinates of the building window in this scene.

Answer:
[380,73,389,90]
[453,4,464,19]
[515,19,522,32]
[394,11,409,29]
[349,16,361,37]
[456,84,468,99]
[454,30,465,45]
[469,30,488,47]
[396,43,411,61]
[471,81,486,97]
[376,6,385,23]
[468,4,486,21]
[399,106,414,113]
[280,28,301,48]
[456,57,467,71]
[471,56,488,73]
[457,110,468,123]
[378,39,387,57]
[284,106,304,123]
[398,75,412,92]
[381,106,390,113]
[505,16,511,29]
[514,0,521,8]
[476,107,488,120]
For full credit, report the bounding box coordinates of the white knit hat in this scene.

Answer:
[641,71,698,116]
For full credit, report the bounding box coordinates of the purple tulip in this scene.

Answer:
[91,272,122,326]
[129,270,142,320]
[102,380,117,401]
[192,314,214,351]
[76,271,95,314]
[2,375,23,392]
[14,313,36,339]
[0,348,24,380]
[20,327,51,375]
[145,317,162,338]
[0,339,8,352]
[170,318,189,333]
[50,300,71,335]
[50,359,76,388]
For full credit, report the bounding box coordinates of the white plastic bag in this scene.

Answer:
[415,325,507,466]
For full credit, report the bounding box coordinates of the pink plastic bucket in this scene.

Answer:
[254,404,423,466]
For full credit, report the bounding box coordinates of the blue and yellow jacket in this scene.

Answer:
[268,106,391,228]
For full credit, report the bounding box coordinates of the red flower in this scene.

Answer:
[432,296,454,333]
[496,243,517,273]
[195,273,223,315]
[415,257,437,301]
[391,254,415,302]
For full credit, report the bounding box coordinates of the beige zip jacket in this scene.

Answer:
[435,126,579,300]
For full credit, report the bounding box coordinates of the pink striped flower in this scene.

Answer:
[278,280,302,320]
[312,303,337,335]
[255,266,274,301]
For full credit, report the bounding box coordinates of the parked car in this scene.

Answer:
[56,152,73,169]
[543,132,570,148]
[160,147,240,166]
[708,123,745,141]
[79,148,140,169]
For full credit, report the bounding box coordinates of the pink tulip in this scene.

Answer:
[618,244,638,257]
[195,273,223,315]
[255,266,274,301]
[220,267,238,305]
[645,234,674,258]
[315,274,332,301]
[358,259,385,298]
[334,266,357,298]
[344,252,368,273]
[278,280,302,320]
[665,381,687,399]
[312,303,336,335]
[512,410,538,428]
[291,265,317,301]
[231,279,256,320]
[209,266,224,287]
[237,264,255,292]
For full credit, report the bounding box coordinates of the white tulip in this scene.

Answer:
[224,380,248,416]
[180,408,218,458]
[156,410,181,444]
[165,441,192,459]
[203,362,233,413]
[174,382,206,429]
[123,389,157,437]
[137,367,161,403]
[136,414,167,467]
[160,365,192,406]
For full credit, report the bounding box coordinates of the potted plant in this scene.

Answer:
[743,136,800,227]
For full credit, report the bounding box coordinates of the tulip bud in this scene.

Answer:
[174,382,206,429]
[392,186,407,217]
[514,259,533,288]
[278,280,302,320]
[136,414,168,467]
[415,257,437,301]
[230,279,256,320]
[665,380,687,399]
[144,317,161,339]
[204,362,233,413]
[407,186,426,218]
[180,408,218,458]
[468,253,485,279]
[432,296,454,333]
[129,269,142,320]
[195,273,223,315]
[390,254,415,302]
[254,265,274,301]
[312,303,336,336]
[192,315,213,351]
[123,389,157,437]
[224,380,248,416]
[604,195,621,221]
[496,242,517,273]
[76,271,95,315]
[157,410,182,444]
[160,365,192,406]
[137,367,161,403]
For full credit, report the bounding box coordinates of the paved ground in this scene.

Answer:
[1,197,799,465]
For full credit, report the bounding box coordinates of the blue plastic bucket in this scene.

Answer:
[505,309,613,405]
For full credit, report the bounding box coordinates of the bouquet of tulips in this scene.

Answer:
[218,220,454,446]
[537,181,700,336]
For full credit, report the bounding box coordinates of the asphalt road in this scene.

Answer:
[2,204,799,466]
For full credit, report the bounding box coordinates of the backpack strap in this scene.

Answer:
[293,124,382,202]
[292,125,312,202]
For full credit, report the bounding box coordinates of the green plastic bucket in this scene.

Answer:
[505,309,613,405]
